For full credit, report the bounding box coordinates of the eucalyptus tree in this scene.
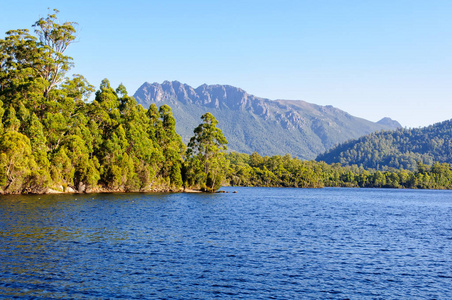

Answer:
[0,131,37,193]
[0,9,78,115]
[118,86,158,190]
[185,112,228,192]
[158,105,185,187]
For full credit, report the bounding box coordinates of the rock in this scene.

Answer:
[45,188,63,194]
[78,182,86,193]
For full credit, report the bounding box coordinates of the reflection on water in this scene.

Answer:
[1,188,451,299]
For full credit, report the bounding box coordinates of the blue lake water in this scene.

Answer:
[0,187,451,299]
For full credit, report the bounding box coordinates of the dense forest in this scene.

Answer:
[316,120,452,170]
[0,11,228,194]
[2,11,452,195]
[226,152,452,189]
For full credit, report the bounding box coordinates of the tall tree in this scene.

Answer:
[32,9,76,99]
[185,112,228,192]
[0,9,77,116]
[159,105,185,188]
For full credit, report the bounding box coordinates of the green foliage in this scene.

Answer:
[1,11,450,194]
[0,9,76,119]
[0,12,190,194]
[0,131,37,193]
[158,105,185,188]
[227,152,324,188]
[186,112,228,192]
[3,105,20,131]
[32,9,76,98]
[226,152,452,190]
[50,147,73,186]
[317,119,452,170]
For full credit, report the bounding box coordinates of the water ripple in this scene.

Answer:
[0,188,451,299]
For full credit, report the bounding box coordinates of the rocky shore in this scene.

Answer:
[0,183,192,195]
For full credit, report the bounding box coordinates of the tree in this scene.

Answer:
[0,9,77,116]
[158,105,185,188]
[0,131,37,193]
[32,9,77,99]
[49,147,73,189]
[185,112,228,192]
[61,134,100,190]
[3,105,20,131]
[0,11,204,194]
[25,113,50,171]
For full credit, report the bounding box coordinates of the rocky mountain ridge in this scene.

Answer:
[134,81,401,159]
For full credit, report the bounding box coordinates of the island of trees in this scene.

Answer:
[2,11,452,195]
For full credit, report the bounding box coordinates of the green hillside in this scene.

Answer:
[316,119,452,170]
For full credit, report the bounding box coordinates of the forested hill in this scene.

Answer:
[134,81,401,160]
[316,119,452,170]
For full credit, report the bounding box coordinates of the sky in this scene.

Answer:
[2,0,452,128]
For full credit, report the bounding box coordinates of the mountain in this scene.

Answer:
[133,81,401,160]
[316,119,452,170]
[377,117,402,128]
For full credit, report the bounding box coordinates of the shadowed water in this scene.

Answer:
[0,187,451,299]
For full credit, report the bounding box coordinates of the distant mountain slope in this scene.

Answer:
[316,119,452,170]
[134,81,401,160]
[377,117,402,128]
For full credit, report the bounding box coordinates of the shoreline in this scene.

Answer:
[0,186,206,196]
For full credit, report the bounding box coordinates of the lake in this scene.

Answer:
[0,187,451,299]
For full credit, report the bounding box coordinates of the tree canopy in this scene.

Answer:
[0,11,226,194]
[185,112,229,192]
[317,119,452,170]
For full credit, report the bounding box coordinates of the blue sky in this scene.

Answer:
[2,0,452,128]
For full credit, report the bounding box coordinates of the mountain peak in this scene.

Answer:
[133,81,401,159]
[377,117,402,129]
